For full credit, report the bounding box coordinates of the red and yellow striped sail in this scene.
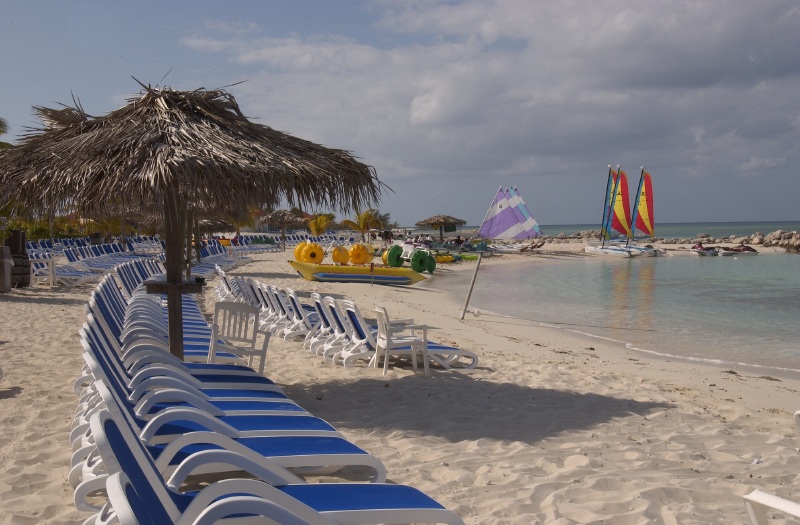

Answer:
[633,170,655,237]
[609,169,632,238]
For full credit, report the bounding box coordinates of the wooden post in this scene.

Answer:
[194,216,202,263]
[163,187,185,360]
[184,207,193,282]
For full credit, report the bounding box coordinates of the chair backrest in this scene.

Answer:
[213,301,259,346]
[341,300,375,350]
[266,286,292,319]
[372,303,394,345]
[89,404,185,524]
[235,276,262,308]
[284,288,312,327]
[311,293,331,332]
[323,296,351,342]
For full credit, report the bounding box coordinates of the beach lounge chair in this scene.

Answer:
[318,296,354,362]
[81,407,463,524]
[259,285,297,335]
[374,303,479,371]
[333,300,428,375]
[304,293,336,354]
[72,348,386,485]
[743,489,800,525]
[280,288,320,341]
[72,377,386,487]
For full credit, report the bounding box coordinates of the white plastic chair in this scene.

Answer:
[208,301,270,375]
[373,303,430,376]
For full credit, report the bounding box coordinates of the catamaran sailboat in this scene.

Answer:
[586,166,663,257]
[585,166,636,257]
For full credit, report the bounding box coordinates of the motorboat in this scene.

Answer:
[690,243,718,256]
[585,242,633,257]
[717,244,759,256]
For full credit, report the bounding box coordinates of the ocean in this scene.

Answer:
[441,220,800,240]
[434,221,800,377]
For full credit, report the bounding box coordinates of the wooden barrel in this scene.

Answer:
[10,255,31,288]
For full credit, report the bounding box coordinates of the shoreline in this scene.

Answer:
[435,247,800,382]
[1,247,800,523]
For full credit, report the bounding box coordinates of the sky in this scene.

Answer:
[2,0,799,228]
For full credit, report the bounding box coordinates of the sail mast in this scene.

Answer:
[600,165,620,247]
[631,166,646,240]
[632,168,655,238]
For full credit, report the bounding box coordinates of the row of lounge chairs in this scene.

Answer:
[29,252,103,287]
[27,236,163,254]
[69,258,464,523]
[27,237,92,252]
[216,270,479,375]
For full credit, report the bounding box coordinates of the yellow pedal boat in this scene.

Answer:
[288,260,426,285]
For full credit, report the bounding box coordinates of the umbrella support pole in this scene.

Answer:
[460,251,483,320]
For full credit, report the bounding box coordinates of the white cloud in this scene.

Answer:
[181,0,800,224]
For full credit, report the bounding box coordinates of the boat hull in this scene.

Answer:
[717,247,759,256]
[288,261,427,285]
[584,244,632,257]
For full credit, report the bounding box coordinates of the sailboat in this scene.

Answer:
[478,186,544,252]
[625,168,664,256]
[585,166,635,257]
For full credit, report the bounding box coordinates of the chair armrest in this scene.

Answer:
[744,489,800,524]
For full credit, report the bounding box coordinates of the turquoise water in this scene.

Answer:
[439,250,800,375]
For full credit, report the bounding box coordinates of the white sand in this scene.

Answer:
[1,244,799,524]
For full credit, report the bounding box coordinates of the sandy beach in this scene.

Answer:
[2,243,800,524]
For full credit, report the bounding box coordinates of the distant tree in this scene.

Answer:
[339,209,383,242]
[375,211,395,229]
[0,116,11,150]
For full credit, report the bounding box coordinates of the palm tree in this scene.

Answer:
[340,209,383,242]
[307,214,333,237]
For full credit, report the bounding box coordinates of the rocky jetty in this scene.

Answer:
[532,229,800,253]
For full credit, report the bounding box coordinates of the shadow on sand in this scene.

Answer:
[281,372,673,444]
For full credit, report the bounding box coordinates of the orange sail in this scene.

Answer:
[632,169,654,237]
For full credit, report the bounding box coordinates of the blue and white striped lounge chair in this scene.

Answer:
[80,407,463,524]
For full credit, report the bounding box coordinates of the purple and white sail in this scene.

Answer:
[478,186,542,240]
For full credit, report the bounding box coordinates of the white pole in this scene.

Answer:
[460,251,483,319]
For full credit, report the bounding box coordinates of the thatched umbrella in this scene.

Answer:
[0,83,383,359]
[415,214,467,242]
[259,209,307,250]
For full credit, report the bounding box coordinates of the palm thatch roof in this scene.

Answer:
[258,209,307,229]
[0,83,383,216]
[415,214,467,229]
[0,82,385,358]
[416,214,467,242]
